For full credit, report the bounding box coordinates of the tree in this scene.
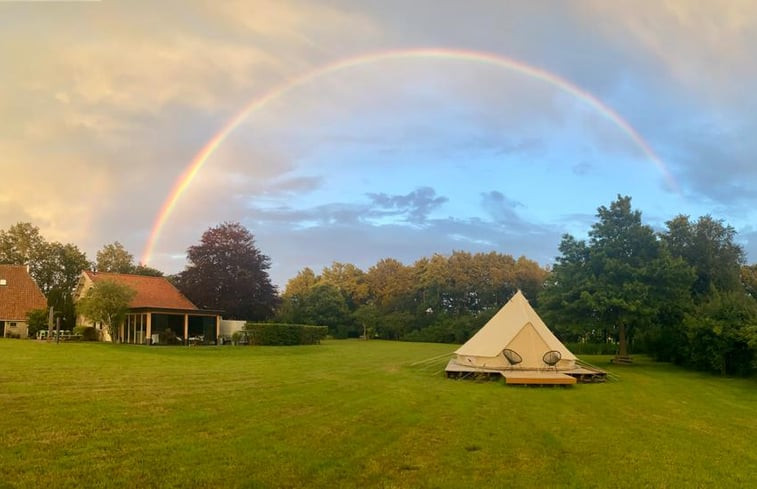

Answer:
[540,195,694,361]
[292,283,355,338]
[0,222,51,291]
[743,264,757,299]
[662,215,744,298]
[514,255,549,305]
[26,308,49,338]
[38,242,90,326]
[0,223,91,325]
[175,222,278,320]
[77,280,136,342]
[96,242,135,273]
[283,267,319,298]
[0,222,46,266]
[94,242,163,276]
[320,262,369,309]
[365,258,415,312]
[131,264,164,277]
[684,290,757,376]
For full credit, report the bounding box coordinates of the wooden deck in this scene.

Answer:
[501,370,576,385]
[563,366,608,383]
[445,359,607,384]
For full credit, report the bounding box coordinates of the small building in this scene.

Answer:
[75,271,222,345]
[0,264,47,338]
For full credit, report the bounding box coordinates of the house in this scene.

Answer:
[75,271,222,345]
[0,264,47,338]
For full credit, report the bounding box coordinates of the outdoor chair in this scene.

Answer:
[543,350,561,371]
[502,348,523,369]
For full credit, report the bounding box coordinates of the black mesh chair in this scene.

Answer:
[543,350,562,371]
[502,349,523,369]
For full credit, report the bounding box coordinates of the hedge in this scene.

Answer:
[244,323,328,346]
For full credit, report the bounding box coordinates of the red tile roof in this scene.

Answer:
[0,265,47,320]
[83,271,198,310]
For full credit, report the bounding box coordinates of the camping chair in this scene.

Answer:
[543,350,561,371]
[502,349,523,369]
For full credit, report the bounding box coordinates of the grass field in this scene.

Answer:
[1,339,756,489]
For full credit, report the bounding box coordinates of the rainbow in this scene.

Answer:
[140,47,677,265]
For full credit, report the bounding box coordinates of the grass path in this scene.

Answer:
[1,339,755,488]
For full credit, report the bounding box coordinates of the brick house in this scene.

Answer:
[0,264,47,338]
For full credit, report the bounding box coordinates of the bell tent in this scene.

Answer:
[448,290,576,372]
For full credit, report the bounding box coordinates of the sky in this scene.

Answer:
[2,1,756,289]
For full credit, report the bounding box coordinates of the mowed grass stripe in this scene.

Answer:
[1,339,756,489]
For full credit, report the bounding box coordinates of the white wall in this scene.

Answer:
[219,320,246,337]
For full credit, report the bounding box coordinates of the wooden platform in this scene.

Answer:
[501,370,576,385]
[563,366,608,383]
[444,359,607,384]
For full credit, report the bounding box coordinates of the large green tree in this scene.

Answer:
[283,283,355,338]
[541,196,694,360]
[96,242,134,273]
[0,222,46,266]
[77,280,136,342]
[175,222,278,320]
[94,242,163,276]
[662,215,744,298]
[320,262,369,309]
[660,217,754,374]
[684,290,757,376]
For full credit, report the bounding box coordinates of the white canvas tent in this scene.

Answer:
[450,290,576,371]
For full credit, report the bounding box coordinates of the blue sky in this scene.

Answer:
[1,1,755,288]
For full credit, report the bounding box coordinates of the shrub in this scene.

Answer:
[244,323,328,345]
[73,325,100,341]
[26,308,49,338]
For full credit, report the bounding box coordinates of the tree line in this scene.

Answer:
[275,252,548,342]
[2,194,756,375]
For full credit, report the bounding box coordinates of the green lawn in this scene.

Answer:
[1,339,755,489]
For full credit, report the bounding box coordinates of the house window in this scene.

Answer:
[0,279,6,286]
[9,322,17,327]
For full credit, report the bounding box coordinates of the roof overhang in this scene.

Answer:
[127,307,223,316]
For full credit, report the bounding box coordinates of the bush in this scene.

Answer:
[244,323,328,345]
[26,308,49,338]
[231,331,248,345]
[73,326,99,341]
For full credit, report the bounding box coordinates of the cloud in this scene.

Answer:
[480,191,524,225]
[670,122,757,209]
[252,209,564,288]
[3,0,757,281]
[578,1,757,108]
[367,187,448,224]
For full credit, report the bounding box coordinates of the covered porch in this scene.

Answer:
[119,308,222,345]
